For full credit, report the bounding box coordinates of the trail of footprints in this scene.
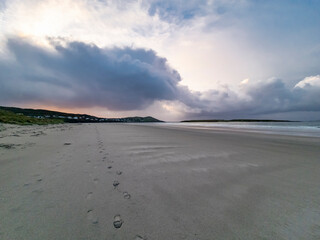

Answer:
[84,126,146,239]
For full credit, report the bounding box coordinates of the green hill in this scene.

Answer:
[0,106,163,124]
[0,109,64,125]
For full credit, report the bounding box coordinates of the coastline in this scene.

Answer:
[1,123,320,239]
[153,121,320,138]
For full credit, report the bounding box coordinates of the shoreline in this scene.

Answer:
[147,122,320,138]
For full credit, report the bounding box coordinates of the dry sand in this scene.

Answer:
[0,123,320,240]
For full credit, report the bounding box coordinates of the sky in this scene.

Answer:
[0,0,320,121]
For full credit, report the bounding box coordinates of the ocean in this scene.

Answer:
[159,121,320,138]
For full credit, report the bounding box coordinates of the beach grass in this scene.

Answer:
[0,109,64,125]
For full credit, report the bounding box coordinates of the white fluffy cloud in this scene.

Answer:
[295,75,320,89]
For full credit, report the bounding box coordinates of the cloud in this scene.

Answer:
[147,0,209,22]
[295,75,320,88]
[180,77,320,119]
[0,37,180,110]
[0,37,319,120]
[0,0,6,10]
[147,0,247,24]
[0,0,173,49]
[2,0,320,95]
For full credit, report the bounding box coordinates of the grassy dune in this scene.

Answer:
[0,109,64,125]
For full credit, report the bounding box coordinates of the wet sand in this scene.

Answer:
[0,123,320,240]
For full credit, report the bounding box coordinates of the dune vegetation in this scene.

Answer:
[0,109,64,125]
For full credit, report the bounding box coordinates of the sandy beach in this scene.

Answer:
[0,123,320,240]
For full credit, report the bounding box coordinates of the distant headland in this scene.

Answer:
[181,119,298,123]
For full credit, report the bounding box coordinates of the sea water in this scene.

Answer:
[160,121,320,138]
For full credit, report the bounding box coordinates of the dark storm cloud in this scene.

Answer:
[182,78,320,119]
[0,37,319,119]
[0,38,180,110]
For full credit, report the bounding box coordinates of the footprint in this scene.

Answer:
[135,235,146,240]
[123,192,131,199]
[87,209,99,224]
[113,215,123,229]
[37,178,42,182]
[32,189,43,194]
[86,192,93,200]
[113,180,120,188]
